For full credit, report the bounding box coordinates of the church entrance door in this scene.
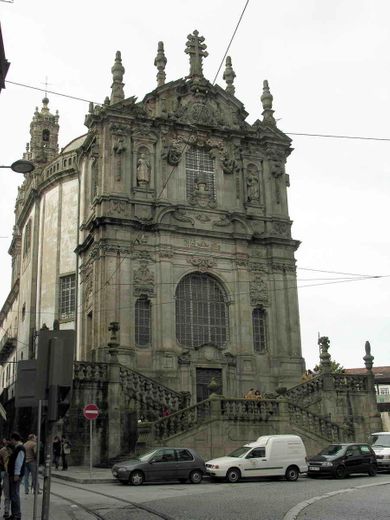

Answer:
[196,368,222,402]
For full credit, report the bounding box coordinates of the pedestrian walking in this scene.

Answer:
[61,437,71,471]
[0,439,11,518]
[52,436,61,470]
[8,432,25,520]
[23,434,39,494]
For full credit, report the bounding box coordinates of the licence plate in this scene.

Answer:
[309,466,320,471]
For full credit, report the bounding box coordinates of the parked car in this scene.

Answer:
[205,434,308,483]
[369,432,390,471]
[112,447,206,485]
[307,443,377,479]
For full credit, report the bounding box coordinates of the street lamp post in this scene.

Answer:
[0,159,35,173]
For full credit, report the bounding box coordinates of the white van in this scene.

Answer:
[369,432,390,470]
[205,434,308,483]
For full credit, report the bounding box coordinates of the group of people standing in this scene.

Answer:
[52,436,71,471]
[244,388,263,400]
[0,432,37,520]
[0,432,71,519]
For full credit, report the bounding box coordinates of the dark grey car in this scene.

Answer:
[112,447,206,485]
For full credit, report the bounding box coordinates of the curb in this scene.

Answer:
[282,479,390,520]
[52,473,116,484]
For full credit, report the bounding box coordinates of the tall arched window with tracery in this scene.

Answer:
[185,147,215,200]
[176,273,228,348]
[135,297,151,347]
[252,307,267,353]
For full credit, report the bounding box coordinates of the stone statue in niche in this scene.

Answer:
[136,149,151,187]
[246,165,260,203]
[112,135,126,181]
[271,159,284,204]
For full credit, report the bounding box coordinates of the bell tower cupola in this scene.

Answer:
[23,96,59,165]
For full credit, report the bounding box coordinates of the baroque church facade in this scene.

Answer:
[1,32,382,461]
[1,31,304,404]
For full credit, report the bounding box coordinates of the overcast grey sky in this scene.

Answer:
[0,0,389,370]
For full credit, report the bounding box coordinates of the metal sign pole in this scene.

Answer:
[33,399,42,520]
[89,419,92,480]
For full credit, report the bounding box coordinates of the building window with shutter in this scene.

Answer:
[176,273,228,348]
[135,298,151,346]
[59,274,76,320]
[253,307,267,353]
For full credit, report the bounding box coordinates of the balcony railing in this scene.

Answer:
[0,333,17,365]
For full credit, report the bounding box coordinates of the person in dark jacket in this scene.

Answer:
[61,437,71,471]
[8,432,25,520]
[52,436,61,470]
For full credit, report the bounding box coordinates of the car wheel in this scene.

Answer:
[285,466,299,482]
[189,470,203,484]
[368,465,377,477]
[334,465,346,479]
[226,468,241,483]
[129,470,144,486]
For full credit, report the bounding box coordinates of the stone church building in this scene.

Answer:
[0,31,381,461]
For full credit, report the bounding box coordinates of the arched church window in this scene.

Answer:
[185,147,215,200]
[176,273,228,348]
[42,129,50,142]
[135,297,151,346]
[252,307,267,353]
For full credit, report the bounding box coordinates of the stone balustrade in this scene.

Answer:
[119,366,189,420]
[288,403,352,442]
[332,374,369,392]
[285,375,324,405]
[220,398,280,422]
[74,361,108,382]
[153,399,212,441]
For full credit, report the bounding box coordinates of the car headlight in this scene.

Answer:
[117,467,128,472]
[210,464,220,469]
[322,461,333,467]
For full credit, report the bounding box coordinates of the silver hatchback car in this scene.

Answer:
[112,447,206,485]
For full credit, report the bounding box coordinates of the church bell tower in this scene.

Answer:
[23,96,59,165]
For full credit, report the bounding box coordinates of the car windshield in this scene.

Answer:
[227,447,252,458]
[369,434,390,448]
[138,449,159,462]
[318,444,345,456]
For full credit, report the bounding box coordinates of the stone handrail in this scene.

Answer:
[152,398,212,441]
[119,366,190,420]
[74,361,108,382]
[221,398,280,422]
[285,375,324,406]
[288,402,352,442]
[332,374,369,392]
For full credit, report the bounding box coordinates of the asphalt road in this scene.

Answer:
[50,473,390,520]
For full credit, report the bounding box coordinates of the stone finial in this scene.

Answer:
[363,340,374,371]
[261,80,276,126]
[41,96,50,113]
[154,41,167,87]
[110,51,125,105]
[223,56,236,95]
[318,336,331,373]
[185,30,208,80]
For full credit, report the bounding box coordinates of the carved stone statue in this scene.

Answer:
[112,135,126,181]
[246,169,260,202]
[136,151,151,186]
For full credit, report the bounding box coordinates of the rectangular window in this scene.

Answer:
[380,387,390,395]
[23,220,32,258]
[59,274,76,320]
[185,148,215,200]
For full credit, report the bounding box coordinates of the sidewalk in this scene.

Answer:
[51,465,115,484]
[16,490,95,519]
[16,466,114,518]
